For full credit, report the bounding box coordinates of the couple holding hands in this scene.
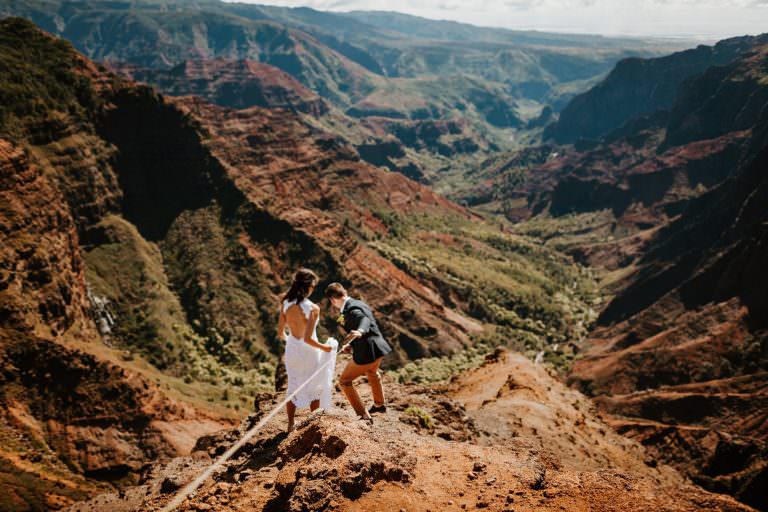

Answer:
[278,269,392,430]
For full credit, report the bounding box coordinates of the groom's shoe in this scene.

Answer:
[368,404,387,415]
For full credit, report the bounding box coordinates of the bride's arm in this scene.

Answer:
[277,307,286,339]
[302,306,331,352]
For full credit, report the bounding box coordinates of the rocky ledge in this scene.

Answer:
[69,351,753,512]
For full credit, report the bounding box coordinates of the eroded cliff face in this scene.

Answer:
[110,59,330,117]
[0,138,90,337]
[162,95,483,364]
[0,19,254,509]
[107,58,506,187]
[569,148,768,509]
[0,134,225,510]
[565,43,768,510]
[449,35,768,510]
[455,128,757,279]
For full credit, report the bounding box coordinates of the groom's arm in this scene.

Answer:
[342,307,371,345]
[347,307,371,334]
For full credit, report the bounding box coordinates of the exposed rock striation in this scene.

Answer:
[111,59,329,116]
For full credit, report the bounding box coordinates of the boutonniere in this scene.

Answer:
[336,314,345,324]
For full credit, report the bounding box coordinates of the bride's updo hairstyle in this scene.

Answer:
[283,268,319,303]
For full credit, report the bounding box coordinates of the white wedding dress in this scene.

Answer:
[283,298,337,409]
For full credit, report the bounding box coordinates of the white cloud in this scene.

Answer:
[237,0,766,39]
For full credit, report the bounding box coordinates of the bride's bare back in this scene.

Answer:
[278,299,327,351]
[284,304,311,339]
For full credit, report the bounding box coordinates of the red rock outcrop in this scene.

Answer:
[447,350,684,480]
[0,138,89,336]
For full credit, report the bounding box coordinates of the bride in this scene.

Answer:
[278,268,337,431]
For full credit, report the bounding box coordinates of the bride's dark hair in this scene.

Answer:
[283,268,319,303]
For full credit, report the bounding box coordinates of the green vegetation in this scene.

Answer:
[390,343,492,384]
[0,17,108,141]
[374,213,598,334]
[349,74,521,129]
[162,205,278,364]
[84,215,193,370]
[369,210,600,374]
[83,215,274,405]
[3,0,687,187]
[511,209,627,251]
[389,322,586,385]
[403,406,435,429]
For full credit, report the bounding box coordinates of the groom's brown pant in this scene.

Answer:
[339,357,384,417]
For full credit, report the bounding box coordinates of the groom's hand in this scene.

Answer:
[342,330,362,347]
[344,330,362,342]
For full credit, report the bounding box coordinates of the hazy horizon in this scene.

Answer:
[227,0,766,41]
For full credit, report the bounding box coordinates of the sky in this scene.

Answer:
[232,0,768,40]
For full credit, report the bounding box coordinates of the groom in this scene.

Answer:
[325,283,392,421]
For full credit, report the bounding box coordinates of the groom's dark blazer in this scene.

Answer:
[342,298,392,365]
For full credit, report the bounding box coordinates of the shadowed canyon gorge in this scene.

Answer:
[0,3,766,511]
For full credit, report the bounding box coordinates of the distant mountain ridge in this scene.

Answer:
[0,0,690,186]
[544,34,767,143]
[1,0,678,101]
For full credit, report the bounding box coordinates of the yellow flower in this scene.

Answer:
[336,314,345,324]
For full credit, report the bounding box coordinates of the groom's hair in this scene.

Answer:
[325,282,347,299]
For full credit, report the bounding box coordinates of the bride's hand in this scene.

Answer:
[322,344,332,353]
